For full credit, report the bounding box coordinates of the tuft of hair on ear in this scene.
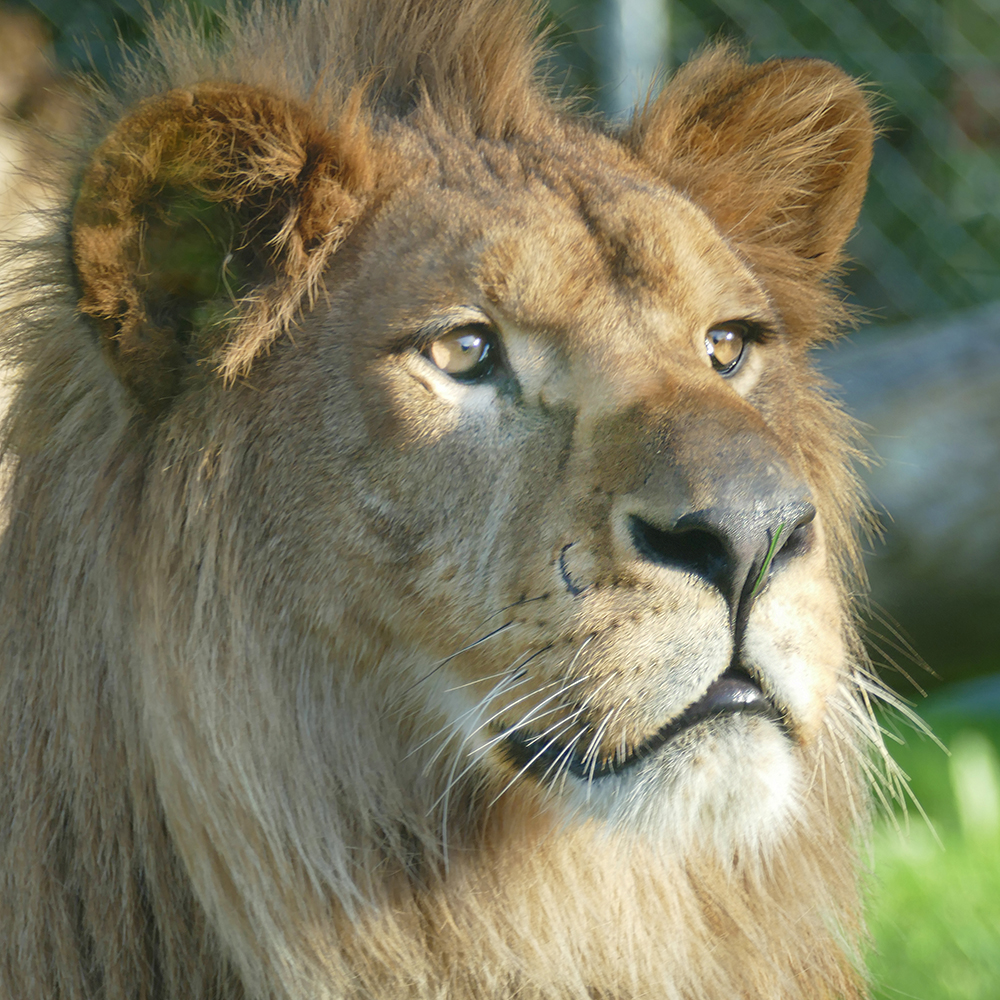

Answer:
[72,82,374,411]
[625,46,875,276]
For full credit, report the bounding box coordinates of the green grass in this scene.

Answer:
[870,823,1000,999]
[867,681,1000,1000]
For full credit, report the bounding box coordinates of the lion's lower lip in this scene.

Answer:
[500,668,780,781]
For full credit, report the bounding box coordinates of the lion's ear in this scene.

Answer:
[627,48,874,272]
[73,83,371,410]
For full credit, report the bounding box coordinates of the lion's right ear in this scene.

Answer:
[72,83,372,410]
[626,48,874,276]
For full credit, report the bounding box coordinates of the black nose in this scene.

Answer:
[628,499,816,615]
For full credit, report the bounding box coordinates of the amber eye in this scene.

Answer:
[705,322,748,375]
[425,325,496,381]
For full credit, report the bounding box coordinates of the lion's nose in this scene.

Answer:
[628,499,816,618]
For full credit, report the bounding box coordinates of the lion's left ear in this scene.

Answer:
[626,48,874,272]
[73,83,372,410]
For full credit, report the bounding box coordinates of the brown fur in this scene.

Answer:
[1,2,885,998]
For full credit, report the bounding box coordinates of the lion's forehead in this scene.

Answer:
[367,129,770,359]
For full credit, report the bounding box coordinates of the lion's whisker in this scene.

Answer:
[411,646,557,766]
[562,632,597,678]
[475,593,549,630]
[572,673,615,712]
[508,701,590,749]
[444,666,524,693]
[438,710,580,823]
[859,603,931,695]
[543,726,589,797]
[582,708,616,794]
[399,620,517,697]
[432,670,584,842]
[436,668,534,864]
[480,681,618,808]
[434,678,593,823]
[411,665,532,764]
[467,674,590,750]
[408,636,603,778]
[586,698,634,775]
[441,677,590,788]
[824,680,936,839]
[485,716,583,809]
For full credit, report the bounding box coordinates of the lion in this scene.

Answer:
[0,1,888,997]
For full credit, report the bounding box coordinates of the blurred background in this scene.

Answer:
[0,0,998,995]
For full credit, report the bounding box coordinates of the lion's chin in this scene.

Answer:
[484,666,802,857]
[541,712,802,858]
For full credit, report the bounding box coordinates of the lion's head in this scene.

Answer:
[1,2,882,998]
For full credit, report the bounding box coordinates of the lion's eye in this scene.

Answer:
[705,322,748,375]
[425,325,496,381]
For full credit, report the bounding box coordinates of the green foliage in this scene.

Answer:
[870,682,1000,1000]
[870,824,1000,1000]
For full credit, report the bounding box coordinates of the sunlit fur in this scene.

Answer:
[0,2,896,998]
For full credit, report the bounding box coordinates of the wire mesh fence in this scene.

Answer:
[547,0,1000,324]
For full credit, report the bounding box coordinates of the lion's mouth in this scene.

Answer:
[499,667,783,782]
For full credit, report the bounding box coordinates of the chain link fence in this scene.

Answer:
[548,0,1000,324]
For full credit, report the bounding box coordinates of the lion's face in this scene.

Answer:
[248,128,849,853]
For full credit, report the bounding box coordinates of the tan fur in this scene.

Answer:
[1,2,883,998]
